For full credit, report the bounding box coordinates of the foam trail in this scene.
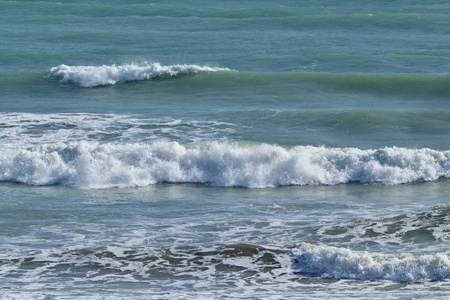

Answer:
[50,62,231,87]
[0,113,236,148]
[291,243,450,282]
[0,141,449,188]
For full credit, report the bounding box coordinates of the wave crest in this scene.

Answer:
[50,63,231,87]
[291,243,450,282]
[0,141,449,188]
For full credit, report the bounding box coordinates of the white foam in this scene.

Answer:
[291,242,450,282]
[0,113,235,149]
[0,141,449,188]
[316,205,450,251]
[50,62,231,87]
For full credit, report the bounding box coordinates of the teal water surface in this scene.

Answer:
[1,1,450,299]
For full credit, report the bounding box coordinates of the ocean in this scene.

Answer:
[1,1,450,299]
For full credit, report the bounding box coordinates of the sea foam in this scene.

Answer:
[0,141,449,188]
[50,63,230,87]
[0,113,236,149]
[291,243,450,282]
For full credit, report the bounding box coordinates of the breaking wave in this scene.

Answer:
[291,243,450,282]
[0,141,449,188]
[50,62,231,87]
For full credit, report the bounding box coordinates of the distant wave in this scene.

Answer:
[0,141,449,188]
[4,68,450,97]
[291,243,450,282]
[228,71,450,97]
[50,63,231,87]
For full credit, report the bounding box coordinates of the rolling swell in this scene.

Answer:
[0,141,449,188]
[46,66,450,97]
[3,66,450,98]
[243,71,450,97]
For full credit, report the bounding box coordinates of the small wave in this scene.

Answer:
[291,242,450,282]
[0,141,449,188]
[49,62,231,87]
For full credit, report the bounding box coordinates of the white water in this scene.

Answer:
[1,141,449,188]
[0,113,236,148]
[50,63,231,87]
[291,242,450,282]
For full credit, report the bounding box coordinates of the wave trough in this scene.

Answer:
[50,63,231,87]
[0,141,449,188]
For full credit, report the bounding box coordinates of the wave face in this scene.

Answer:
[0,141,449,188]
[50,63,231,87]
[291,243,450,282]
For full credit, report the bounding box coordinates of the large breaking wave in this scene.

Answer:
[0,141,449,188]
[50,63,231,87]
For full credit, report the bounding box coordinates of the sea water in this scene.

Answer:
[1,1,450,299]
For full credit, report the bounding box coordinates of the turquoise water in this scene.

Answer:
[1,1,450,299]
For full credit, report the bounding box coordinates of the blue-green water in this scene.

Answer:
[1,1,450,299]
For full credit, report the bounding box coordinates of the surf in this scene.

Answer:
[49,62,232,87]
[291,242,450,282]
[0,141,449,188]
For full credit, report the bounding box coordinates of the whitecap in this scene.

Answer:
[50,62,231,87]
[0,141,449,188]
[291,242,450,282]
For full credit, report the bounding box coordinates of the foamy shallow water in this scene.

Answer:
[1,182,450,299]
